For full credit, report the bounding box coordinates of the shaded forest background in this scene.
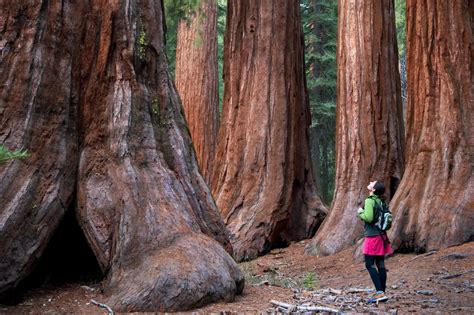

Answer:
[163,0,407,205]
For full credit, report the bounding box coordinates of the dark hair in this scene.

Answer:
[373,181,385,197]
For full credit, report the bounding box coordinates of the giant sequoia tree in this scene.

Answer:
[175,0,219,183]
[389,0,474,252]
[211,0,327,261]
[0,1,243,311]
[306,0,405,256]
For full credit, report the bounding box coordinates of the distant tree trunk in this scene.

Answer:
[175,0,219,183]
[0,0,243,311]
[389,0,474,252]
[306,0,405,256]
[211,0,327,261]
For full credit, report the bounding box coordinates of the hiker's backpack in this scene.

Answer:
[370,196,393,231]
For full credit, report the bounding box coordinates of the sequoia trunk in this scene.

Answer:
[175,0,219,183]
[0,0,243,311]
[211,0,327,261]
[306,0,405,256]
[389,0,474,252]
[0,1,80,297]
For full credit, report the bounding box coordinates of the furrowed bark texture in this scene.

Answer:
[0,1,80,296]
[0,0,243,311]
[211,0,327,262]
[306,0,405,256]
[389,0,474,252]
[175,0,219,183]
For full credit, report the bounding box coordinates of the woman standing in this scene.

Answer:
[357,181,392,303]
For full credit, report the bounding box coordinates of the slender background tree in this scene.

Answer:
[175,0,219,182]
[163,0,201,76]
[395,0,407,111]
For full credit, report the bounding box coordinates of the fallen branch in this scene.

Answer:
[270,300,296,312]
[440,273,463,280]
[254,279,270,286]
[81,285,96,291]
[270,300,339,313]
[409,250,437,262]
[297,305,340,313]
[91,299,114,315]
[345,287,373,293]
[449,307,474,312]
[275,306,287,312]
[440,253,472,260]
[417,298,440,304]
[439,268,474,280]
[328,288,342,295]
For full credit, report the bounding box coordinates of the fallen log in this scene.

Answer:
[270,300,339,313]
[270,300,297,312]
[298,305,340,313]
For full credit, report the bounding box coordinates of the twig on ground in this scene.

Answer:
[90,299,114,315]
[417,298,440,304]
[449,307,474,312]
[254,280,270,286]
[328,288,342,295]
[409,250,437,262]
[438,268,474,280]
[345,287,373,293]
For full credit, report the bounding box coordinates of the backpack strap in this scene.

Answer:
[367,195,379,209]
[367,195,381,225]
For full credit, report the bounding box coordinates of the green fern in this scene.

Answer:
[0,145,28,164]
[303,272,317,291]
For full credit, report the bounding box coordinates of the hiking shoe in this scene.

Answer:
[367,291,388,303]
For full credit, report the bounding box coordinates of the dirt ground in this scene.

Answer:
[1,241,473,314]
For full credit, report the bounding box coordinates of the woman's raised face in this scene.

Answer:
[367,181,377,192]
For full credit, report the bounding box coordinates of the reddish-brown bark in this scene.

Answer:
[175,0,219,183]
[0,1,81,297]
[211,0,327,261]
[389,0,474,252]
[306,0,405,256]
[0,0,243,311]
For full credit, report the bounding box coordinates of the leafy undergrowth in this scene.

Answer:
[1,241,473,314]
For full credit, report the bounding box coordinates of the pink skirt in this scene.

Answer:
[363,234,392,256]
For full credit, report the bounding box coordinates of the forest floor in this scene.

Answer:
[1,241,473,314]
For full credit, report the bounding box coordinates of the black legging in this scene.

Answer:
[365,255,387,292]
